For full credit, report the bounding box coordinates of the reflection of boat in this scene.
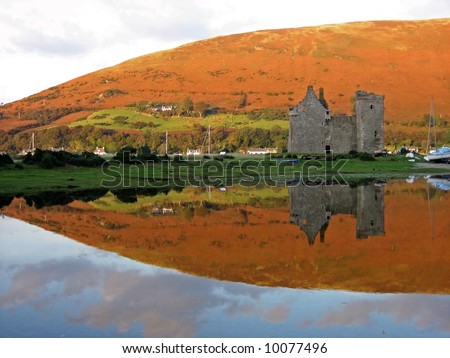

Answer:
[424,146,450,162]
[427,176,450,191]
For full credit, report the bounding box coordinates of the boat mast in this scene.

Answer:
[31,132,35,151]
[432,100,437,150]
[426,98,437,152]
[426,184,436,240]
[208,125,211,155]
[165,131,168,155]
[200,125,210,154]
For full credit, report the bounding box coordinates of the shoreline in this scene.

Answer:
[1,166,449,196]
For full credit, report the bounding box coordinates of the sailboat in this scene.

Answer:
[424,146,450,162]
[186,126,211,157]
[18,132,36,156]
[200,125,211,155]
[424,99,450,162]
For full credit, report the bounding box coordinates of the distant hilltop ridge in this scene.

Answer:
[1,18,449,132]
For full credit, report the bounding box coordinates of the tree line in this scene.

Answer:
[0,125,289,154]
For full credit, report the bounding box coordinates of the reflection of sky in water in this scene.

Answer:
[1,216,449,338]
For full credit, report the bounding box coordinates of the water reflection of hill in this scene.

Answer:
[1,180,449,294]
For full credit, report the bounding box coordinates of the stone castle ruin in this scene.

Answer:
[288,85,384,154]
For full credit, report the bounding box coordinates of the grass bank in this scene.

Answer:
[1,155,449,195]
[70,108,288,131]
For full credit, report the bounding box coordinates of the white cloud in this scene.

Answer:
[305,295,450,333]
[0,0,448,102]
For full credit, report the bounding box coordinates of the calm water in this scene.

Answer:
[0,177,449,337]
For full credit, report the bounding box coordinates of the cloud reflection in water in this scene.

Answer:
[1,217,449,337]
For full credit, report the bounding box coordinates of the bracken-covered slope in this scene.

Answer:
[1,19,449,132]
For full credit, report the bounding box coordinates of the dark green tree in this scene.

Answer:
[181,97,194,114]
[194,101,210,117]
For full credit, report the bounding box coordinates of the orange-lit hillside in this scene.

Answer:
[1,19,449,132]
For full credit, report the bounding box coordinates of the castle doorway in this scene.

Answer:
[325,145,331,154]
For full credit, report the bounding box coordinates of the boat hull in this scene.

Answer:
[424,147,450,162]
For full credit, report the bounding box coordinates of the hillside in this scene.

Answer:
[1,19,449,133]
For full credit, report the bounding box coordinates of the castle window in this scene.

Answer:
[375,130,377,137]
[326,110,330,115]
[370,104,374,109]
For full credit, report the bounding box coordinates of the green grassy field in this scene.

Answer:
[1,156,449,195]
[0,167,107,194]
[70,107,289,131]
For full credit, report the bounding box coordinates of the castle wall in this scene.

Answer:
[355,91,384,152]
[289,112,357,154]
[289,86,384,154]
[288,86,329,153]
[327,116,357,153]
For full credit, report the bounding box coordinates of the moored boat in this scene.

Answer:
[424,146,450,162]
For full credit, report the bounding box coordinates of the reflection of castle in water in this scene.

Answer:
[289,183,385,244]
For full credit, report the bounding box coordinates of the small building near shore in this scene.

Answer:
[186,148,201,156]
[246,147,278,155]
[50,147,65,152]
[93,146,107,156]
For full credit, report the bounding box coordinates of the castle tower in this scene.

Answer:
[356,184,385,239]
[288,85,330,153]
[355,91,384,153]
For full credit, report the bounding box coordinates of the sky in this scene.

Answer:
[0,0,449,104]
